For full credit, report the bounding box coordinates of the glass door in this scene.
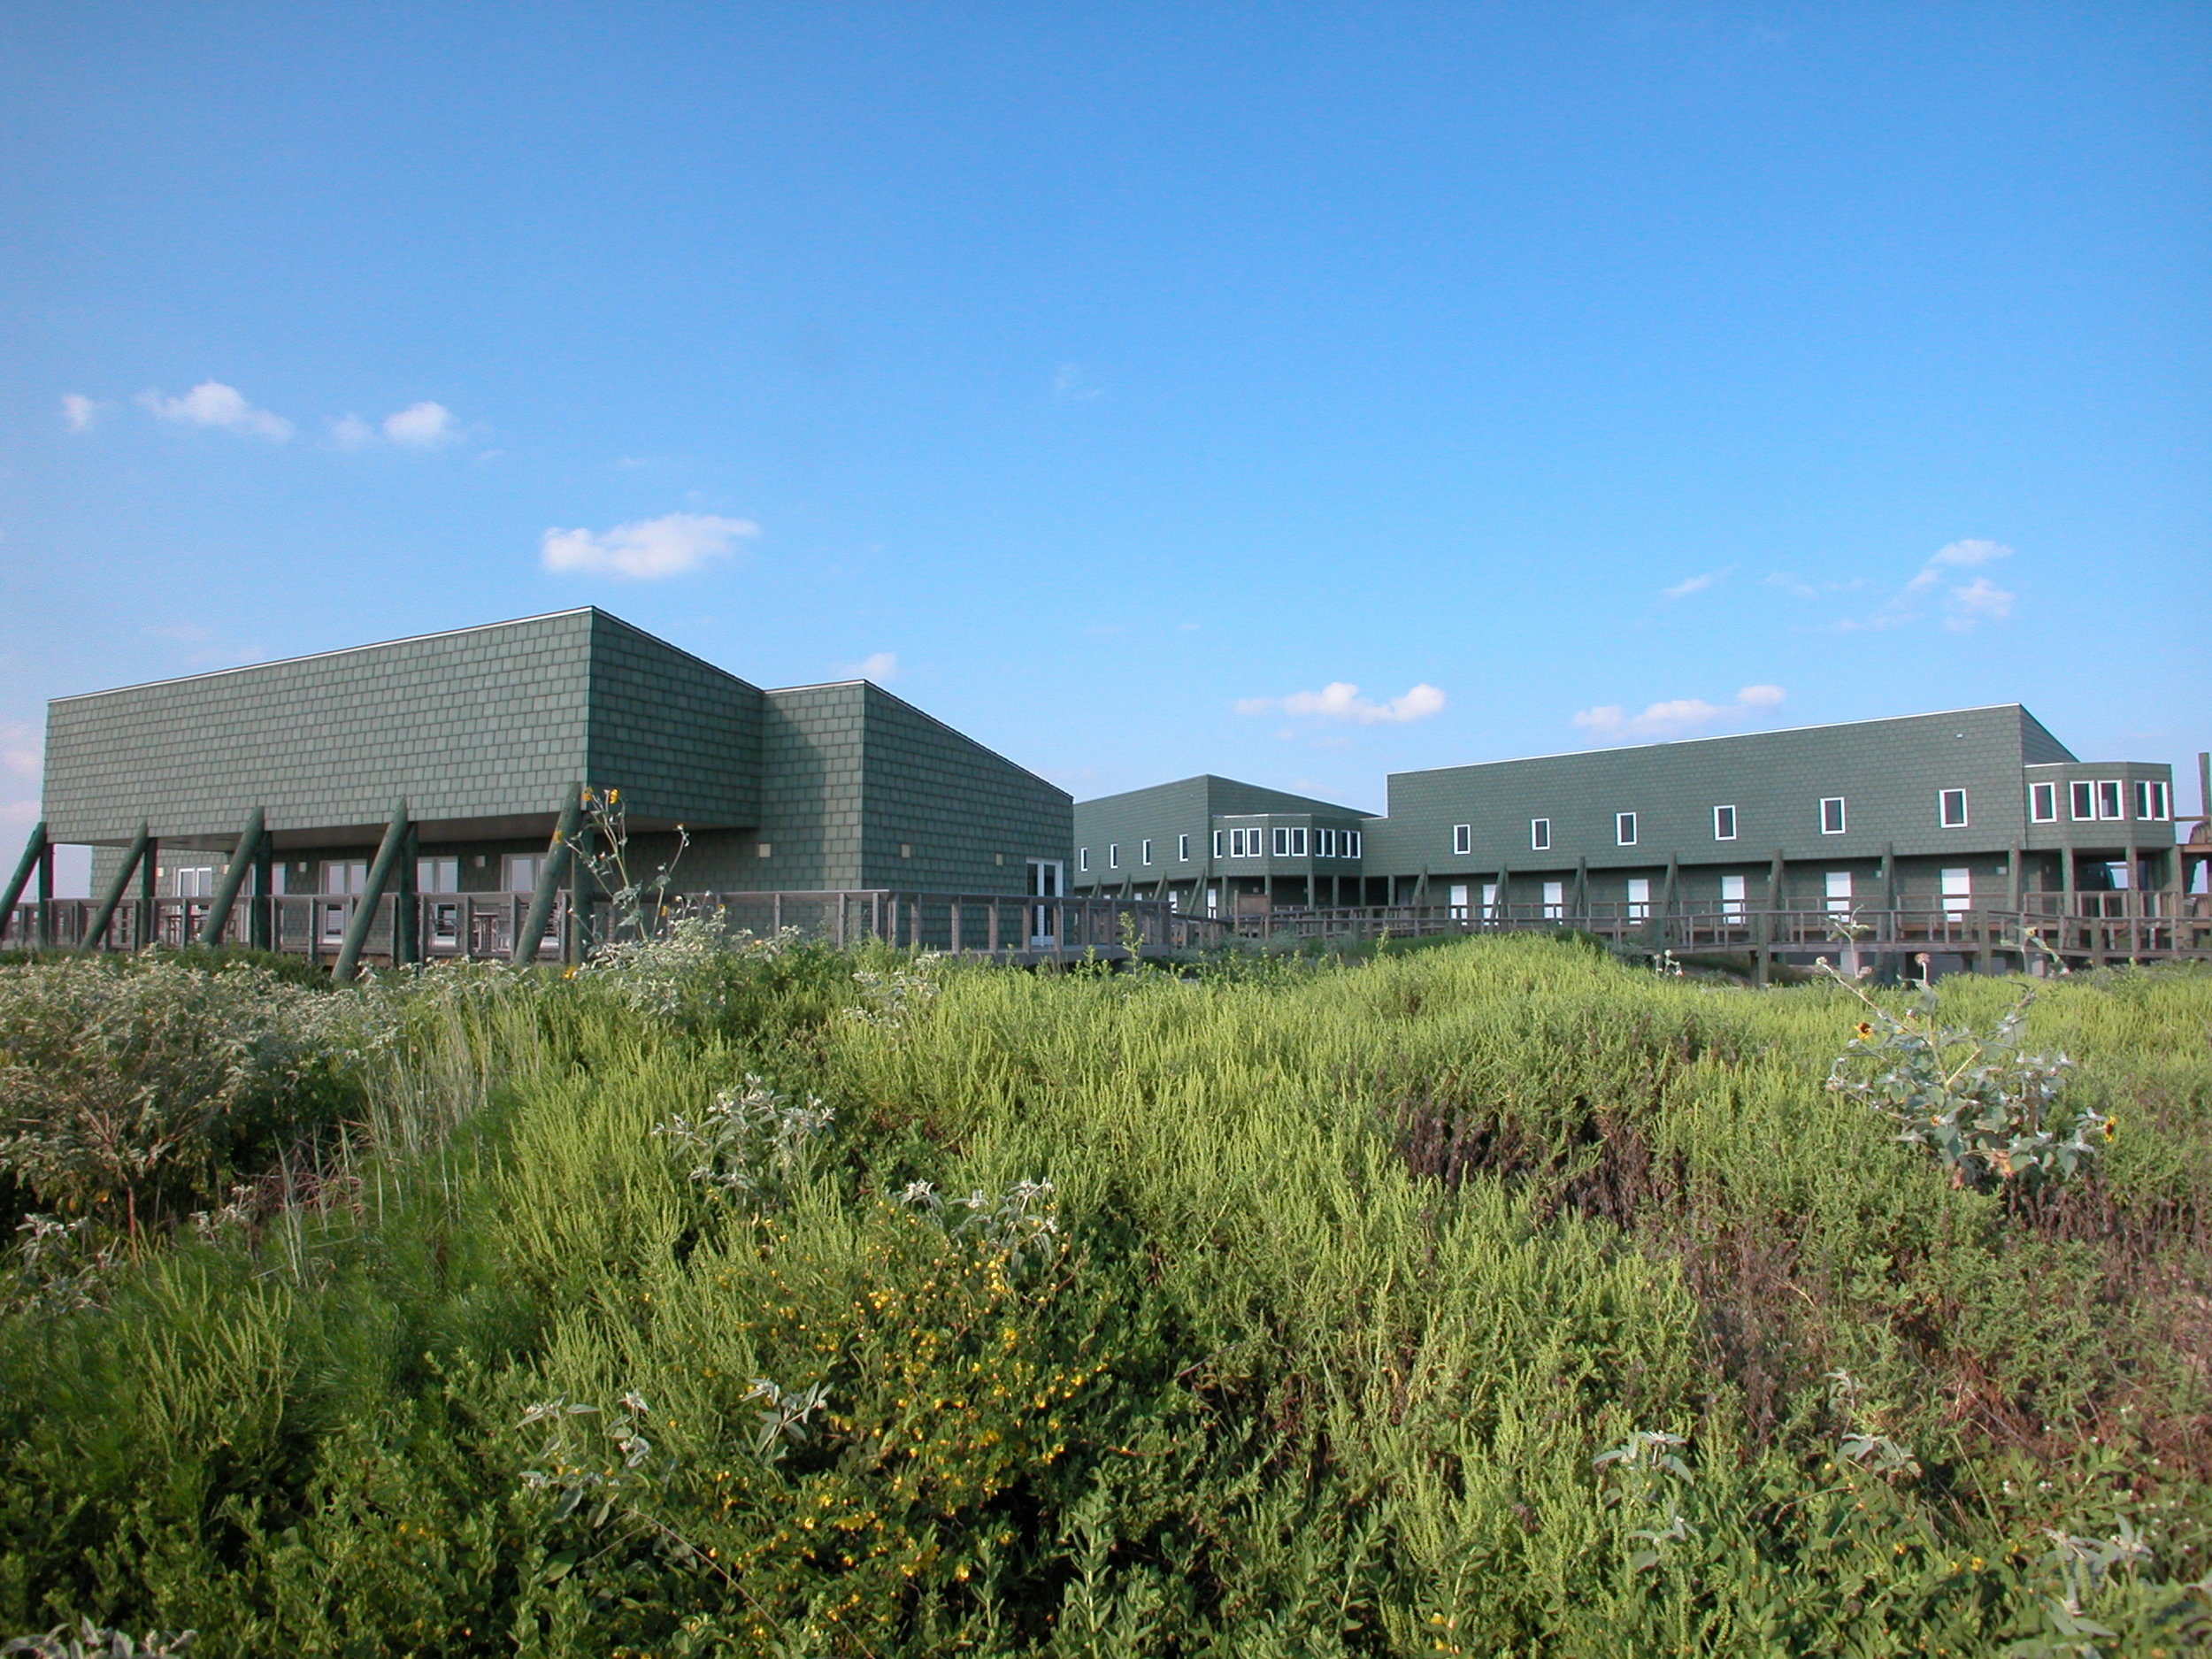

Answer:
[1026,858,1062,949]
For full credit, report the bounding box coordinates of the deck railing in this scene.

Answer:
[0,889,1230,964]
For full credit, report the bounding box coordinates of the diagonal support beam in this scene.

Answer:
[512,783,584,966]
[2,821,49,949]
[84,824,151,950]
[196,808,266,948]
[333,801,410,983]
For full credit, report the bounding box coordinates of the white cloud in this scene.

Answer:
[1945,576,2015,630]
[840,651,899,682]
[1903,537,2011,595]
[540,511,758,580]
[383,400,459,447]
[1661,565,1735,601]
[61,393,110,432]
[1572,685,1786,742]
[1236,680,1447,726]
[136,381,294,441]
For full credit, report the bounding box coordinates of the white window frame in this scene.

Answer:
[1293,827,1308,856]
[2096,780,2124,820]
[1625,877,1650,921]
[1452,824,1471,856]
[1178,833,1190,861]
[1079,847,1089,872]
[1940,866,1972,914]
[1712,804,1737,841]
[1530,818,1550,852]
[2029,781,2057,823]
[1108,843,1120,870]
[1211,830,1225,859]
[1939,788,1969,829]
[1819,797,1847,835]
[1141,838,1153,866]
[1271,826,1288,856]
[1824,870,1853,914]
[1719,872,1746,920]
[1447,882,1469,920]
[1541,879,1565,920]
[1347,830,1363,858]
[1317,828,1336,858]
[2070,780,2095,821]
[2134,780,2170,821]
[1616,811,1638,848]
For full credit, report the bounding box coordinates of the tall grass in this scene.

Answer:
[0,939,2206,1655]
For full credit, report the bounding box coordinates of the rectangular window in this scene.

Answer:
[1079,848,1089,872]
[326,860,370,895]
[1720,872,1746,920]
[1824,871,1853,914]
[417,856,459,892]
[1227,829,1242,857]
[1178,833,1190,861]
[1317,828,1335,858]
[1271,826,1290,856]
[1939,788,1969,828]
[1530,818,1550,851]
[1452,824,1472,856]
[1625,877,1650,920]
[2070,780,2095,821]
[1480,881,1499,918]
[1941,867,1972,914]
[1713,804,1737,841]
[1616,812,1638,847]
[2097,780,2124,820]
[1820,797,1847,835]
[1541,880,1564,919]
[500,855,540,893]
[1346,830,1363,859]
[1211,830,1225,859]
[1109,843,1120,869]
[2030,781,2057,823]
[1141,839,1153,865]
[2135,780,2170,821]
[1448,882,1469,920]
[171,865,214,897]
[1291,827,1308,856]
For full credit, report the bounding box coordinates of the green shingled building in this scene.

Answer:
[31,609,1071,936]
[1075,706,2197,946]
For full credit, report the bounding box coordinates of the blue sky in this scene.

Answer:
[4,3,2207,886]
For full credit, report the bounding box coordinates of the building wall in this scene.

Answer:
[46,611,599,847]
[1071,776,1370,894]
[584,611,764,829]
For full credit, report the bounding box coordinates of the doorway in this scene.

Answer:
[1026,858,1062,949]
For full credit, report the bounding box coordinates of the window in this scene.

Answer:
[1941,867,1972,915]
[2070,781,2095,821]
[1625,877,1650,920]
[2097,780,2124,820]
[172,865,214,897]
[1820,797,1847,835]
[1228,828,1244,857]
[1939,788,1969,828]
[1480,881,1499,918]
[1346,830,1363,858]
[1448,882,1469,920]
[1530,818,1550,851]
[1292,827,1308,856]
[503,856,543,892]
[1079,848,1089,872]
[1616,812,1638,847]
[1178,833,1190,861]
[1719,873,1746,920]
[2030,782,2057,823]
[1452,824,1472,856]
[1108,843,1120,869]
[1824,871,1853,914]
[326,860,370,895]
[1211,830,1225,859]
[2135,780,2171,821]
[1141,839,1154,866]
[1713,804,1737,841]
[1541,880,1564,919]
[1317,828,1336,858]
[417,857,458,893]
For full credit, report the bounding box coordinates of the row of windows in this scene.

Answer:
[1441,867,1985,922]
[2030,780,2170,824]
[1079,827,1363,872]
[1449,789,2000,855]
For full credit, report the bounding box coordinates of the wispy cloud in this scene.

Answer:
[137,381,294,442]
[838,651,899,682]
[61,393,111,432]
[1661,565,1735,601]
[1236,681,1447,726]
[330,400,468,449]
[1791,539,2019,633]
[540,511,758,580]
[1,719,41,829]
[1052,363,1103,402]
[1572,684,1785,742]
